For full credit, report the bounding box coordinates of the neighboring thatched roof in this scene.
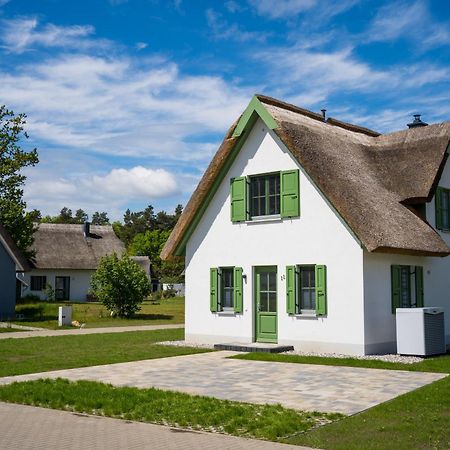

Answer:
[30,223,126,270]
[0,224,30,271]
[131,256,151,278]
[161,95,450,260]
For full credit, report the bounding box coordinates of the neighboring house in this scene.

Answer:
[22,222,129,301]
[161,94,450,355]
[0,224,29,319]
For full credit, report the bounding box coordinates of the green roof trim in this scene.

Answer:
[232,96,278,138]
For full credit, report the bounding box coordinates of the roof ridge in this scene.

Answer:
[256,94,380,137]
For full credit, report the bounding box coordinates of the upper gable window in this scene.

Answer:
[250,173,280,217]
[230,170,300,222]
[435,187,450,231]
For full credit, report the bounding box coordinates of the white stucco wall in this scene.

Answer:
[185,118,367,354]
[22,269,94,302]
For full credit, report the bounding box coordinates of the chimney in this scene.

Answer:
[83,221,90,237]
[321,109,327,122]
[407,114,428,129]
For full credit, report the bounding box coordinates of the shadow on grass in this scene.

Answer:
[131,314,173,321]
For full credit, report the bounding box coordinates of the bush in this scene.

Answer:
[18,294,41,303]
[90,253,151,318]
[44,283,55,302]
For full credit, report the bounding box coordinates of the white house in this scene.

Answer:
[161,94,450,355]
[22,222,149,302]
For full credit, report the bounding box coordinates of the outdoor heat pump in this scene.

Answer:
[396,307,446,356]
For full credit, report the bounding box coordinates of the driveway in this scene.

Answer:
[0,351,444,414]
[0,402,306,450]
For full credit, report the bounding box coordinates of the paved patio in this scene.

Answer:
[0,351,444,414]
[0,402,306,450]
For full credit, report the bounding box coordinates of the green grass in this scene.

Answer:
[0,378,342,442]
[234,352,450,449]
[0,327,24,333]
[233,350,450,373]
[0,328,210,377]
[14,297,184,329]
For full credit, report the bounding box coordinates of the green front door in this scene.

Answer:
[255,266,277,343]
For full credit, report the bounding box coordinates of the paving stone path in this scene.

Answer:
[0,323,184,339]
[0,350,444,414]
[0,402,307,450]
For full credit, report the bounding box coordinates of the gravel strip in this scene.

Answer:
[284,350,423,364]
[158,340,216,349]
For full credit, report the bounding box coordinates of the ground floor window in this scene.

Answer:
[286,265,327,315]
[391,265,423,312]
[210,267,243,313]
[30,276,46,291]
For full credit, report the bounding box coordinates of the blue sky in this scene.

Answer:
[1,0,450,221]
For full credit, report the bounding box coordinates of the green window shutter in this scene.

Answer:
[286,265,297,314]
[315,265,327,315]
[230,177,247,222]
[415,266,424,307]
[391,265,401,314]
[435,187,443,230]
[233,267,243,313]
[210,268,218,312]
[280,170,300,218]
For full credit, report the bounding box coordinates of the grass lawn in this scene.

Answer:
[234,352,450,449]
[0,378,342,442]
[14,297,184,329]
[0,328,209,377]
[0,327,24,333]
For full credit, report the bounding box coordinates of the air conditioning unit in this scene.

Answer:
[396,307,446,356]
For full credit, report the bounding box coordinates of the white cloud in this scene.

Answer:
[248,0,316,19]
[206,9,271,42]
[0,17,112,53]
[24,166,181,219]
[365,0,450,48]
[136,42,148,50]
[91,167,178,198]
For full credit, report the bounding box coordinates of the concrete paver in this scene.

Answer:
[0,402,308,450]
[0,350,444,414]
[0,323,184,339]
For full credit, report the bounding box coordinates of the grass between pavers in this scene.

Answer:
[14,297,184,329]
[0,328,211,377]
[234,352,450,449]
[0,378,343,442]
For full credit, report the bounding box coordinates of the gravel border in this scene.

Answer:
[158,340,423,364]
[284,350,423,364]
[158,340,215,349]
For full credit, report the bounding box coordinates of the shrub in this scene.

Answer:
[90,253,151,318]
[44,283,55,302]
[18,294,41,303]
[162,288,177,299]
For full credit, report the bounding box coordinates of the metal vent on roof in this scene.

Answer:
[407,114,428,128]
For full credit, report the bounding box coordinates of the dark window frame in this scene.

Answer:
[249,172,281,218]
[219,267,234,310]
[30,275,47,291]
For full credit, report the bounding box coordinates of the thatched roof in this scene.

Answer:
[0,224,30,271]
[30,223,126,270]
[161,94,450,260]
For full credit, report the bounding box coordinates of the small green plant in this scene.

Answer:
[90,253,151,318]
[18,294,41,303]
[44,284,55,302]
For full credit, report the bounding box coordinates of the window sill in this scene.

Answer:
[294,312,319,318]
[245,214,282,224]
[217,310,237,316]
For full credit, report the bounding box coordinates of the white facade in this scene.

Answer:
[184,118,450,355]
[22,269,94,302]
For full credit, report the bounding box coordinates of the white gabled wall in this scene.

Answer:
[22,269,94,302]
[185,118,367,354]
